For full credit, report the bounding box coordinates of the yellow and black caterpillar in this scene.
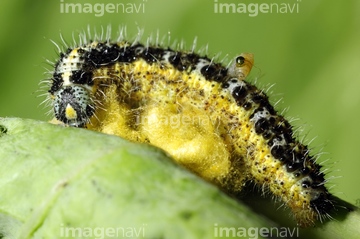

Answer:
[45,28,335,227]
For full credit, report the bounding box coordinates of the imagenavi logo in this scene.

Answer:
[60,0,147,17]
[214,0,301,17]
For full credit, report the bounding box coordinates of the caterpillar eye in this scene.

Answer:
[53,85,95,127]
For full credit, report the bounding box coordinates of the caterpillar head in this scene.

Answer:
[53,85,95,127]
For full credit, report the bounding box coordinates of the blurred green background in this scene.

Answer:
[0,0,359,205]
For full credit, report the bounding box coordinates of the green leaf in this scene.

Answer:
[0,118,272,239]
[0,117,359,239]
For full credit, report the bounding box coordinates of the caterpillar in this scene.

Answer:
[43,26,335,227]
